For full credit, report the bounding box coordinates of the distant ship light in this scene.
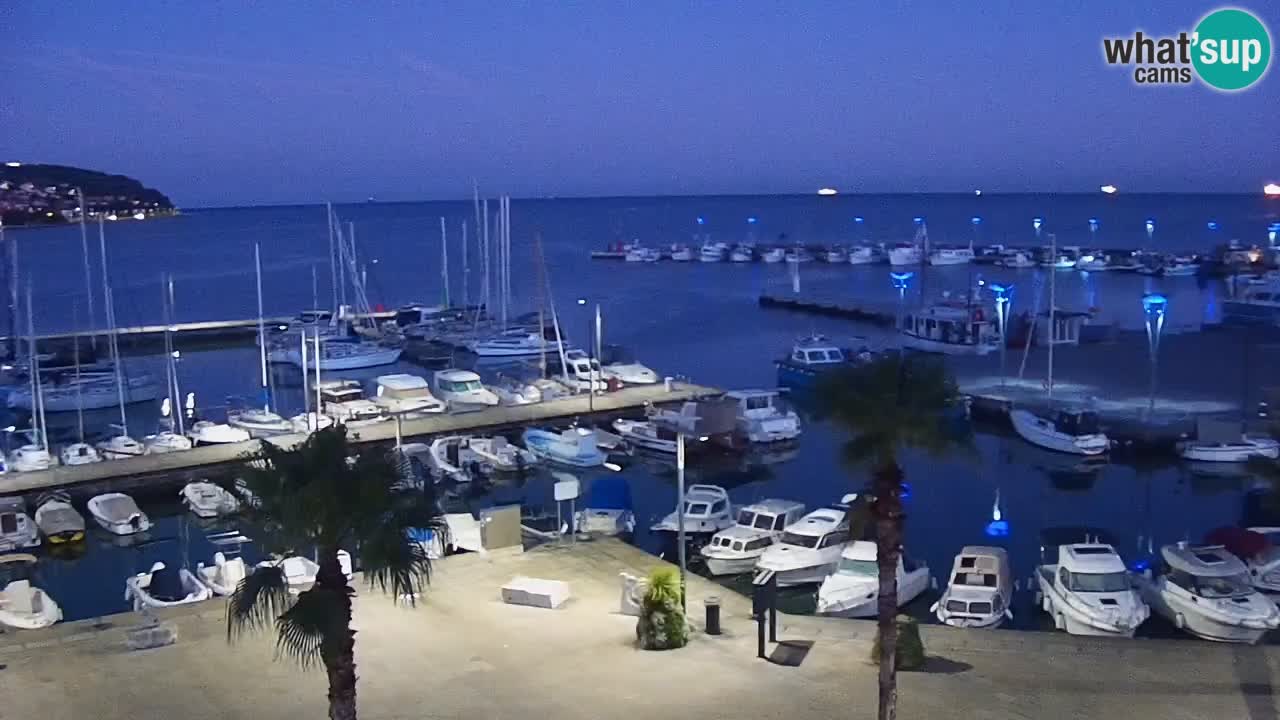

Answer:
[3,161,20,168]
[817,187,838,196]
[1100,185,1118,194]
[1265,183,1280,197]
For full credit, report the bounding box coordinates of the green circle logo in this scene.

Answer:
[1192,8,1271,91]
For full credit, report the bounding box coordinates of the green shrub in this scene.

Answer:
[870,614,926,670]
[635,567,688,650]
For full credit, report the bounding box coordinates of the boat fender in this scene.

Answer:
[1055,612,1066,631]
[1175,612,1186,630]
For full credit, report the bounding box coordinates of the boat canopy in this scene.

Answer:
[1161,544,1249,577]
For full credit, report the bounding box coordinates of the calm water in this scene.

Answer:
[6,193,1280,627]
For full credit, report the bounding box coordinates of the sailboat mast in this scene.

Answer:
[160,275,175,434]
[73,303,85,443]
[535,233,548,379]
[440,217,450,308]
[482,198,490,318]
[254,243,270,412]
[300,328,310,422]
[98,215,110,348]
[314,330,322,419]
[167,275,184,436]
[461,220,469,308]
[106,287,127,433]
[327,203,338,313]
[1047,232,1057,399]
[77,188,96,348]
[26,283,47,450]
[3,220,14,362]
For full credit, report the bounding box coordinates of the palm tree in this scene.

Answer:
[226,426,445,720]
[817,353,970,720]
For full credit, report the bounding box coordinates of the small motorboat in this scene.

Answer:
[467,329,565,358]
[729,245,754,263]
[761,247,785,263]
[427,436,487,483]
[187,420,252,445]
[257,551,353,593]
[755,500,855,586]
[574,474,636,536]
[1205,526,1280,596]
[87,492,152,535]
[371,373,447,417]
[1179,437,1279,463]
[196,552,248,596]
[931,546,1015,628]
[290,411,335,434]
[522,427,608,468]
[700,499,806,576]
[180,481,240,518]
[612,418,678,454]
[1010,408,1109,456]
[824,246,848,263]
[847,245,878,265]
[650,484,735,535]
[997,250,1037,268]
[125,561,212,611]
[490,377,543,406]
[433,369,500,410]
[774,335,873,389]
[888,243,922,266]
[33,491,85,544]
[725,389,801,446]
[669,244,693,262]
[8,441,53,472]
[558,350,609,393]
[1035,531,1148,637]
[466,436,537,473]
[143,429,193,454]
[601,361,660,385]
[1135,543,1280,644]
[0,497,41,552]
[95,433,145,460]
[0,554,61,629]
[816,541,931,617]
[227,408,295,438]
[699,242,726,262]
[58,442,101,466]
[928,246,975,266]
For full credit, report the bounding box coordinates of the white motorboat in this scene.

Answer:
[433,369,500,410]
[257,551,353,593]
[1179,436,1279,463]
[725,389,801,446]
[125,561,212,611]
[601,361,659,385]
[466,436,537,473]
[1136,543,1280,644]
[6,372,159,412]
[625,246,661,263]
[8,438,53,472]
[775,335,873,389]
[58,442,101,466]
[87,492,152,535]
[669,245,693,262]
[824,246,848,263]
[816,541,932,618]
[490,377,543,406]
[427,436,486,483]
[283,340,401,370]
[650,484,735,534]
[197,552,249,596]
[755,502,853,586]
[699,242,726,262]
[1223,280,1280,326]
[372,373,446,417]
[227,408,295,438]
[33,492,85,544]
[847,245,878,265]
[1074,251,1110,272]
[559,350,608,392]
[522,427,608,467]
[1205,527,1280,596]
[997,250,1037,268]
[0,498,40,552]
[0,554,61,629]
[327,399,389,428]
[932,546,1015,628]
[700,499,806,576]
[783,246,813,263]
[899,301,1000,355]
[888,243,922,266]
[187,420,252,445]
[1010,408,1109,455]
[730,245,754,263]
[612,418,678,453]
[530,377,572,401]
[143,429,193,454]
[96,433,144,460]
[1040,245,1081,269]
[180,481,240,518]
[761,247,785,263]
[1035,538,1148,637]
[290,411,335,433]
[468,329,563,357]
[928,247,975,266]
[574,474,635,536]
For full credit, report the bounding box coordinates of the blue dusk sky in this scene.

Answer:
[2,1,1277,206]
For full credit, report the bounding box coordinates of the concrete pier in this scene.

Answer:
[0,382,719,497]
[2,538,1275,720]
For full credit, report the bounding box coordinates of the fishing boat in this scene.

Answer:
[33,492,85,544]
[725,389,801,446]
[196,552,248,596]
[1135,543,1280,644]
[650,484,735,534]
[699,499,806,576]
[612,418,679,453]
[0,554,61,629]
[899,301,1000,355]
[699,242,726,262]
[931,546,1014,628]
[1010,408,1109,455]
[466,436,537,473]
[755,501,854,587]
[0,497,40,552]
[87,492,151,535]
[888,243,922,267]
[847,245,878,265]
[187,420,252,445]
[1035,530,1148,637]
[574,475,636,536]
[180,481,240,518]
[669,244,693,262]
[824,246,848,263]
[58,442,101,466]
[125,562,212,611]
[928,246,974,266]
[761,247,785,263]
[522,427,607,467]
[433,369,499,410]
[775,335,875,388]
[371,374,446,417]
[730,245,754,263]
[1223,281,1280,327]
[816,541,932,618]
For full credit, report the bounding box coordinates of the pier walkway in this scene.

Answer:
[2,538,1274,720]
[0,381,719,497]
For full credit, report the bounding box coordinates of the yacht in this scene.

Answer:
[468,329,563,357]
[761,247,785,263]
[180,481,240,518]
[730,245,754,263]
[319,379,389,427]
[283,339,401,370]
[755,501,854,586]
[372,373,446,417]
[669,244,693,262]
[1206,527,1280,597]
[96,433,145,460]
[612,418,679,453]
[0,554,62,629]
[1010,408,1109,455]
[775,335,874,389]
[0,497,40,552]
[522,427,607,467]
[650,484,735,535]
[1223,281,1280,327]
[699,242,727,262]
[699,499,806,576]
[227,407,295,438]
[466,436,537,472]
[824,246,848,264]
[433,369,499,410]
[187,420,252,446]
[125,561,212,612]
[899,302,1001,355]
[5,372,159,412]
[724,389,802,446]
[1035,533,1148,637]
[816,541,932,618]
[928,246,975,266]
[931,546,1014,628]
[601,360,659,385]
[32,492,85,544]
[574,474,636,536]
[847,245,878,265]
[558,350,608,392]
[59,442,101,466]
[1135,543,1280,644]
[87,492,151,536]
[888,243,922,267]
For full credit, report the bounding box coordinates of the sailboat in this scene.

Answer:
[228,245,294,438]
[59,325,101,466]
[10,286,54,472]
[94,285,145,460]
[144,276,192,454]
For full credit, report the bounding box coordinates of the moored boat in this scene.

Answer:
[1035,530,1148,637]
[650,484,735,534]
[1135,543,1280,643]
[932,546,1014,628]
[125,561,212,611]
[33,492,85,544]
[522,427,608,468]
[755,498,855,587]
[87,492,151,535]
[181,481,240,518]
[816,541,931,618]
[700,499,805,576]
[1010,408,1109,455]
[0,497,40,552]
[0,554,61,629]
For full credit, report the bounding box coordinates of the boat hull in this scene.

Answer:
[7,376,159,412]
[702,554,761,576]
[901,333,998,356]
[1010,410,1109,455]
[1180,440,1279,463]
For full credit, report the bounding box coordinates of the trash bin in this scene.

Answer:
[704,596,722,635]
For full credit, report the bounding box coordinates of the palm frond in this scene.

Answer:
[358,513,440,604]
[227,563,292,641]
[643,567,682,606]
[274,586,348,668]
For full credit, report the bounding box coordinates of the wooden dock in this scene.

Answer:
[0,382,720,497]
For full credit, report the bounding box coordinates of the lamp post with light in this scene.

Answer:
[575,298,597,412]
[989,283,1012,386]
[890,271,913,330]
[1142,293,1167,415]
[854,216,865,243]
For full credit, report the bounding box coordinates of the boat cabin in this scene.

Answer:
[1054,410,1101,436]
[1050,544,1130,593]
[1157,544,1254,600]
[939,546,1013,620]
[900,303,999,350]
[777,506,849,549]
[318,379,365,407]
[786,336,847,367]
[682,485,732,523]
[733,499,806,534]
[434,370,485,395]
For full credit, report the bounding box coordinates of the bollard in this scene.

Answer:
[664,376,673,392]
[704,596,722,636]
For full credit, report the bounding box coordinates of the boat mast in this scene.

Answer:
[300,327,310,425]
[97,215,109,353]
[327,203,338,314]
[76,188,96,349]
[313,330,322,420]
[160,276,175,435]
[1046,232,1057,400]
[73,303,85,444]
[3,220,15,362]
[482,198,490,321]
[461,219,469,308]
[167,275,184,436]
[26,283,47,451]
[98,219,129,435]
[535,233,548,379]
[254,243,270,412]
[440,217,450,308]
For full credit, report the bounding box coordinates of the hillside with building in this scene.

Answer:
[0,162,176,226]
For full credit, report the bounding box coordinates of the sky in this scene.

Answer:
[3,1,1277,207]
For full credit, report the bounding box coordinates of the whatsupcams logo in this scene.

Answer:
[1102,7,1271,91]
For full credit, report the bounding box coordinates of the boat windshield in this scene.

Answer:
[736,510,757,527]
[1066,571,1130,593]
[779,532,820,548]
[685,502,709,516]
[1193,573,1254,599]
[837,557,877,577]
[443,380,483,392]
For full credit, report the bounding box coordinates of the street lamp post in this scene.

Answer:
[890,271,913,329]
[854,216,865,243]
[1033,216,1043,243]
[576,298,594,412]
[1142,293,1168,415]
[990,283,1012,386]
[1088,218,1099,246]
[676,431,686,611]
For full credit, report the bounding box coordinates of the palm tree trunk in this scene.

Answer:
[318,549,357,720]
[873,461,905,720]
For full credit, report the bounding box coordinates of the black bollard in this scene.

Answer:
[704,596,722,636]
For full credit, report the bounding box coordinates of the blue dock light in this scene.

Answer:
[854,216,864,224]
[913,216,924,225]
[890,271,914,291]
[971,216,982,225]
[747,216,758,224]
[1142,292,1168,317]
[696,216,705,226]
[984,491,1009,538]
[1145,218,1155,234]
[1088,218,1099,231]
[1207,221,1220,231]
[1033,217,1043,232]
